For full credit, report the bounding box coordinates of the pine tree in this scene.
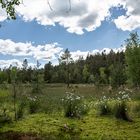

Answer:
[125,32,140,87]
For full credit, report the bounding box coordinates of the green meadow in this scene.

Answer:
[0,84,140,140]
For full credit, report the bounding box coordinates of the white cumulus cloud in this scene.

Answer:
[114,0,140,31]
[1,0,140,33]
[0,38,126,67]
[0,59,36,69]
[15,0,122,34]
[61,46,126,62]
[0,39,63,61]
[0,5,7,22]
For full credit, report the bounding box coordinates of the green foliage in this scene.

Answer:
[132,102,140,117]
[0,108,12,125]
[31,61,42,94]
[109,63,126,88]
[10,66,17,82]
[0,82,9,90]
[99,67,108,84]
[10,66,18,121]
[21,59,32,83]
[0,71,7,84]
[17,101,26,119]
[96,96,112,116]
[0,0,20,19]
[114,101,131,121]
[59,123,81,139]
[59,49,73,87]
[88,74,95,83]
[31,82,41,94]
[82,65,90,83]
[0,33,140,86]
[125,32,140,86]
[0,85,140,139]
[44,61,53,83]
[28,96,40,114]
[0,49,127,85]
[62,92,88,118]
[114,90,132,121]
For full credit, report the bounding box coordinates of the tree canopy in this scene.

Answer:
[0,0,20,19]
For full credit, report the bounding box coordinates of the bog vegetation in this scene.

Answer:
[0,33,140,139]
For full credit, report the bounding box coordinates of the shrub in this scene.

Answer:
[31,83,41,94]
[114,90,132,121]
[62,92,89,118]
[28,96,40,114]
[17,101,26,119]
[1,82,8,90]
[96,96,112,116]
[114,101,128,120]
[0,108,12,125]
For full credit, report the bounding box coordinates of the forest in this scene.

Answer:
[0,32,139,88]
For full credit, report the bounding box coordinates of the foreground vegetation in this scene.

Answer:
[0,2,140,139]
[0,84,140,140]
[0,30,139,140]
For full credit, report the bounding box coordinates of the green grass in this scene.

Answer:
[0,84,140,139]
[0,111,140,139]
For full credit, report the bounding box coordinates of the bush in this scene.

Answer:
[62,92,89,118]
[17,101,26,119]
[96,96,112,116]
[1,82,9,90]
[0,108,12,125]
[114,90,132,121]
[114,101,128,120]
[28,96,40,114]
[31,81,42,94]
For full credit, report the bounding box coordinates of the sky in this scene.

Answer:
[0,0,140,68]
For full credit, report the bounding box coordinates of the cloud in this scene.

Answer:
[14,0,122,34]
[0,39,63,60]
[114,0,140,31]
[62,47,126,62]
[0,59,36,69]
[0,38,125,68]
[1,0,140,33]
[70,50,89,61]
[0,59,21,68]
[0,5,7,22]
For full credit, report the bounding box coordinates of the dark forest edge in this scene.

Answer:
[0,32,140,88]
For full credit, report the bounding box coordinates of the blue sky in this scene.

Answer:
[0,0,140,67]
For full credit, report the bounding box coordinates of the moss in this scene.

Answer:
[0,111,140,139]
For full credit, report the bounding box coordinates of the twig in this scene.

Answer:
[68,0,71,12]
[47,0,53,11]
[66,0,71,13]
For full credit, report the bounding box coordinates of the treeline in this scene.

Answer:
[44,50,125,87]
[0,32,140,88]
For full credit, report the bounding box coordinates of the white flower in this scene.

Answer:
[117,97,120,100]
[76,96,80,100]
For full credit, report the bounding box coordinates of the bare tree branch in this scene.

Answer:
[46,0,72,13]
[47,0,53,11]
[66,0,71,13]
[68,0,71,12]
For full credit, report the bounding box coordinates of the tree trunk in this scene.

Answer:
[13,82,17,121]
